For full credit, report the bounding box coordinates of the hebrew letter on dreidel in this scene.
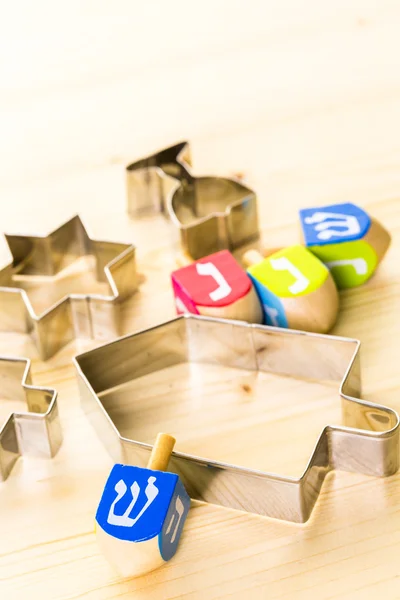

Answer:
[195,262,232,301]
[175,296,189,313]
[107,479,140,527]
[304,211,361,240]
[129,476,159,525]
[264,306,279,327]
[326,258,368,275]
[165,496,185,544]
[107,477,159,527]
[270,257,310,295]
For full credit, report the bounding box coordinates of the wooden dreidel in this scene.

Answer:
[244,245,339,333]
[95,433,190,578]
[299,202,391,289]
[171,249,263,323]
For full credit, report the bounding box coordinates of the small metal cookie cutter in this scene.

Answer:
[74,315,399,523]
[0,356,61,480]
[0,215,137,360]
[126,141,259,260]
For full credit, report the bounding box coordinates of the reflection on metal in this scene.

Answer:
[74,315,399,523]
[0,356,61,480]
[0,215,138,360]
[126,142,259,260]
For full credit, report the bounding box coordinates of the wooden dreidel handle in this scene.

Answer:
[242,249,264,268]
[147,432,176,470]
[243,245,339,333]
[95,433,190,578]
[171,249,263,323]
[175,249,197,269]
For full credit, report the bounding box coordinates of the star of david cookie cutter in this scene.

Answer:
[0,215,138,360]
[0,356,61,480]
[74,315,399,523]
[126,141,259,260]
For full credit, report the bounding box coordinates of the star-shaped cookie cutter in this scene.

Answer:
[0,356,61,480]
[74,315,399,523]
[0,215,138,360]
[126,141,259,260]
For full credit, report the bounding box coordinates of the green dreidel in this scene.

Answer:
[95,433,190,578]
[244,246,339,333]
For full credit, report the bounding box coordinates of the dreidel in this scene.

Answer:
[243,245,339,333]
[95,433,190,578]
[171,249,263,323]
[299,202,391,289]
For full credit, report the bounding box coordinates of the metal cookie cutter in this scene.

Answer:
[0,356,61,480]
[126,141,259,260]
[0,215,137,360]
[74,315,399,523]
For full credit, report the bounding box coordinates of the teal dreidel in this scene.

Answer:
[95,433,190,577]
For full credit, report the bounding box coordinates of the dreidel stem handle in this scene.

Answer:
[175,250,194,268]
[242,249,264,267]
[147,433,176,471]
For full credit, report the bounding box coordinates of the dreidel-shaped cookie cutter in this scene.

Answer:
[0,215,138,360]
[74,315,399,523]
[126,141,259,260]
[0,356,61,480]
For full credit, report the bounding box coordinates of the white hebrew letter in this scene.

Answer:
[264,306,279,326]
[326,258,367,275]
[129,476,159,525]
[175,296,188,313]
[165,496,185,543]
[196,262,232,301]
[107,476,159,527]
[107,479,140,527]
[270,257,310,295]
[304,211,360,240]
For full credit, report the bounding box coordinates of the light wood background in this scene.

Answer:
[1,1,400,598]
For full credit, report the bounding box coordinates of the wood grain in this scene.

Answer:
[1,1,400,598]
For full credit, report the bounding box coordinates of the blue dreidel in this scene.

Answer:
[299,202,391,288]
[95,433,190,578]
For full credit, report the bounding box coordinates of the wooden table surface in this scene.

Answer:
[1,2,400,598]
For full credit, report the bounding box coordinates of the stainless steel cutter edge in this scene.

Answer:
[73,315,399,523]
[0,215,138,360]
[0,356,61,481]
[125,141,259,259]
